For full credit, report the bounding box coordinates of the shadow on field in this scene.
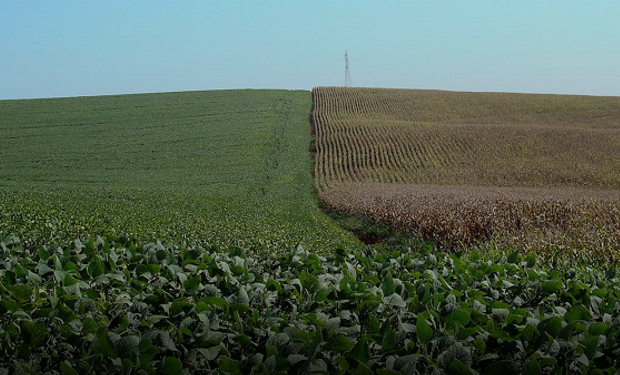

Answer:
[318,202,420,251]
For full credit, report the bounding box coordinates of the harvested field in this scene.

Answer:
[312,87,620,260]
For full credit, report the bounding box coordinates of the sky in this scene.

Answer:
[1,1,619,99]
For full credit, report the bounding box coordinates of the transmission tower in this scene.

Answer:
[344,50,352,87]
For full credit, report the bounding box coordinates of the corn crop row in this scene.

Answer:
[312,87,620,258]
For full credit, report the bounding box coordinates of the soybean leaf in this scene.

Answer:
[356,362,373,375]
[526,253,536,267]
[330,333,354,352]
[446,309,471,329]
[96,328,118,358]
[88,260,105,278]
[156,331,179,352]
[456,327,478,341]
[38,249,50,261]
[442,342,472,368]
[232,288,250,305]
[523,358,542,375]
[202,297,229,313]
[589,322,607,336]
[289,330,323,374]
[382,272,395,296]
[382,329,397,351]
[183,275,201,293]
[20,320,49,348]
[159,357,183,375]
[537,317,563,338]
[117,335,140,359]
[416,315,433,343]
[447,359,474,375]
[565,303,591,322]
[5,284,32,303]
[542,281,563,294]
[1,298,21,312]
[220,357,242,375]
[139,339,160,364]
[60,362,80,375]
[507,251,520,264]
[583,336,599,359]
[348,337,370,364]
[482,360,520,375]
[384,293,406,308]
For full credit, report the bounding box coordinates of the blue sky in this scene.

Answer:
[1,1,618,99]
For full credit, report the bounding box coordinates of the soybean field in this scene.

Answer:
[1,89,619,373]
[0,90,359,251]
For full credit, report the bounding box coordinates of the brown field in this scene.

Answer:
[312,87,620,260]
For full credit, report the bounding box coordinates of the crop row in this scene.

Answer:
[311,87,620,256]
[313,87,620,189]
[312,87,620,128]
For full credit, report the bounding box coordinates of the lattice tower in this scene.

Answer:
[344,50,352,87]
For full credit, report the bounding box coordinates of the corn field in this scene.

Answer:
[312,87,620,260]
